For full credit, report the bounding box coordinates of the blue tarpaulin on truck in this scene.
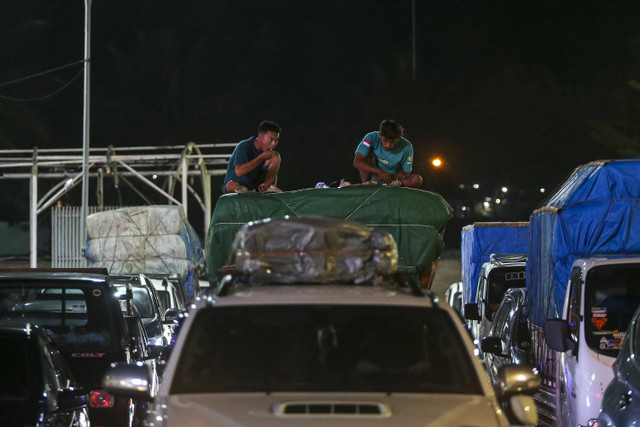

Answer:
[527,158,640,326]
[460,222,529,304]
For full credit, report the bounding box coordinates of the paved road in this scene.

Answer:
[431,249,462,300]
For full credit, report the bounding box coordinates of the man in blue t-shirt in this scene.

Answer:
[353,119,423,188]
[222,121,282,194]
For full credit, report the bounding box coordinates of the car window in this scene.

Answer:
[498,298,515,348]
[0,285,117,349]
[115,285,156,319]
[489,300,510,338]
[584,263,640,357]
[0,337,32,401]
[452,291,462,314]
[171,305,483,395]
[156,290,170,311]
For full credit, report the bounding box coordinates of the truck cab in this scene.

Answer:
[464,254,526,354]
[545,257,640,427]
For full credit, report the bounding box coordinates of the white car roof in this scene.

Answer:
[198,284,439,309]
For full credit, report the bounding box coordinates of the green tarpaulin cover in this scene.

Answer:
[206,186,453,284]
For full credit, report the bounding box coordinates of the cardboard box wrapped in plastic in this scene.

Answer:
[229,216,398,285]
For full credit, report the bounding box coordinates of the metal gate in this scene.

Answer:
[51,205,121,268]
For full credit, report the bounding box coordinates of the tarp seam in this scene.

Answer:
[345,187,381,220]
[274,198,300,217]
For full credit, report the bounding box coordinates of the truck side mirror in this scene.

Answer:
[544,318,576,352]
[464,303,481,321]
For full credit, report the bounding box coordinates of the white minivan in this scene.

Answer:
[545,257,640,426]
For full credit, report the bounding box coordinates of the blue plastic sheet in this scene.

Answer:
[461,222,529,304]
[527,159,640,326]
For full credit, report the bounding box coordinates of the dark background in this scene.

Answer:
[2,1,640,246]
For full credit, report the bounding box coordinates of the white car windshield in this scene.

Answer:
[170,305,482,395]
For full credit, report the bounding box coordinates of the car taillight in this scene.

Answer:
[89,389,115,408]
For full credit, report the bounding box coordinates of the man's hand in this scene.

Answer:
[377,170,392,184]
[258,183,270,192]
[260,150,278,161]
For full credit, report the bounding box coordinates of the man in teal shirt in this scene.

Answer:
[223,120,282,194]
[353,119,423,188]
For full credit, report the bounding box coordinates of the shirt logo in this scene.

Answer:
[362,140,371,147]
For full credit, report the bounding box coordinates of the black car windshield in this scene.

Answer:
[170,305,483,395]
[585,263,640,357]
[0,285,117,349]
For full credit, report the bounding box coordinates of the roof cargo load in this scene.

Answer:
[527,159,640,327]
[85,205,204,277]
[230,216,398,284]
[461,222,529,304]
[206,187,453,287]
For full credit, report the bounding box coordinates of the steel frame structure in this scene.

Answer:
[0,142,236,267]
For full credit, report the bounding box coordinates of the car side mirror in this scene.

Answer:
[507,395,538,426]
[481,336,507,357]
[163,308,181,323]
[464,303,481,321]
[147,344,165,360]
[544,318,576,352]
[125,315,140,338]
[58,387,88,411]
[495,365,540,426]
[102,362,153,401]
[496,364,540,398]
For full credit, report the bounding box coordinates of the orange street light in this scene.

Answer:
[431,157,443,167]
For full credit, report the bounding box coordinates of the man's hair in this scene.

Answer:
[258,120,281,134]
[379,119,404,140]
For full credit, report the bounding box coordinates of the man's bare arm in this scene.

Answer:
[234,150,278,176]
[353,153,391,183]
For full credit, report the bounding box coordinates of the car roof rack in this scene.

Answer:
[489,254,528,265]
[212,271,431,300]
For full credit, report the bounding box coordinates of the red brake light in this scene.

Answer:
[89,389,115,408]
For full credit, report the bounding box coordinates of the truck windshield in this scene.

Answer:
[170,305,483,395]
[0,284,118,350]
[584,263,640,357]
[488,266,526,306]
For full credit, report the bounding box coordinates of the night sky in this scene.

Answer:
[2,1,640,228]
